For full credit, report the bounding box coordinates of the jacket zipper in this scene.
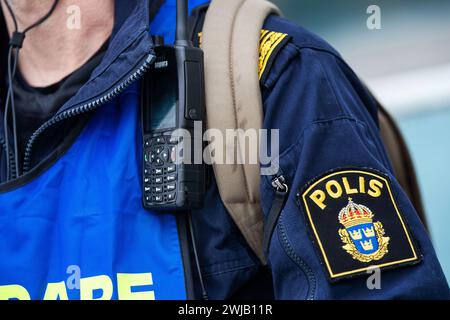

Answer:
[271,175,288,193]
[263,175,289,257]
[0,136,17,178]
[22,53,155,173]
[269,175,317,299]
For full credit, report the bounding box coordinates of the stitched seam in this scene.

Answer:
[229,0,251,201]
[278,213,316,300]
[262,117,370,190]
[62,28,149,109]
[262,42,299,92]
[203,263,256,278]
[309,47,391,161]
[272,116,364,168]
[290,43,345,69]
[309,50,345,115]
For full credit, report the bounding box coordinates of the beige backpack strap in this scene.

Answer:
[202,0,281,263]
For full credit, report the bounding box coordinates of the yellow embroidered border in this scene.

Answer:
[259,30,288,79]
[301,170,419,279]
[198,32,203,48]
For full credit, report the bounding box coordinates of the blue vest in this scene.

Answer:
[0,0,208,300]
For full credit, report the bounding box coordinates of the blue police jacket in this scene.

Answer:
[0,0,448,300]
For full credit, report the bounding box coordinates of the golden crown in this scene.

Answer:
[338,198,373,228]
[360,239,374,251]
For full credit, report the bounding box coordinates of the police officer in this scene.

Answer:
[0,0,448,300]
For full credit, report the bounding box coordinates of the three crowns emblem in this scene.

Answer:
[338,198,390,263]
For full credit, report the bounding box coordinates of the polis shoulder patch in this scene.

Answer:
[299,168,421,281]
[259,29,291,83]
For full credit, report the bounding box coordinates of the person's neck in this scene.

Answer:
[1,0,114,87]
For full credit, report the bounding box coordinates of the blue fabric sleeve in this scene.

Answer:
[261,45,450,299]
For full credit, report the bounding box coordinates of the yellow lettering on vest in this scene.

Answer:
[359,176,366,193]
[342,177,358,195]
[326,180,342,198]
[0,285,31,300]
[368,179,383,197]
[80,275,113,300]
[117,273,155,300]
[43,281,69,300]
[310,189,327,210]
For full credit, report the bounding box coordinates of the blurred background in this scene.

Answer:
[272,0,450,284]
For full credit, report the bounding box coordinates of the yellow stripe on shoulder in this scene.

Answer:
[198,32,203,48]
[259,29,290,81]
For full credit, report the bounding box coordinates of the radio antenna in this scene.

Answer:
[175,0,192,46]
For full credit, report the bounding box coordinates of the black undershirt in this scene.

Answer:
[8,40,109,162]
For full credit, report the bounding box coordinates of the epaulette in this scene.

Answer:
[258,29,291,83]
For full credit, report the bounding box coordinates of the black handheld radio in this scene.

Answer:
[141,0,206,210]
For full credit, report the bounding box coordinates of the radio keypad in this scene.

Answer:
[153,136,165,144]
[167,193,176,201]
[166,183,176,192]
[166,174,176,183]
[153,177,163,184]
[144,135,178,205]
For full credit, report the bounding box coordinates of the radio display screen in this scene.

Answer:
[145,57,178,132]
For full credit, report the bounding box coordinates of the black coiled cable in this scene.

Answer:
[2,0,59,180]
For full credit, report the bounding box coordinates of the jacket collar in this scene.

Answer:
[0,0,154,116]
[0,0,211,129]
[54,0,154,115]
[0,0,212,116]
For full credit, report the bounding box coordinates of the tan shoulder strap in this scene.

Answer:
[202,0,281,263]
